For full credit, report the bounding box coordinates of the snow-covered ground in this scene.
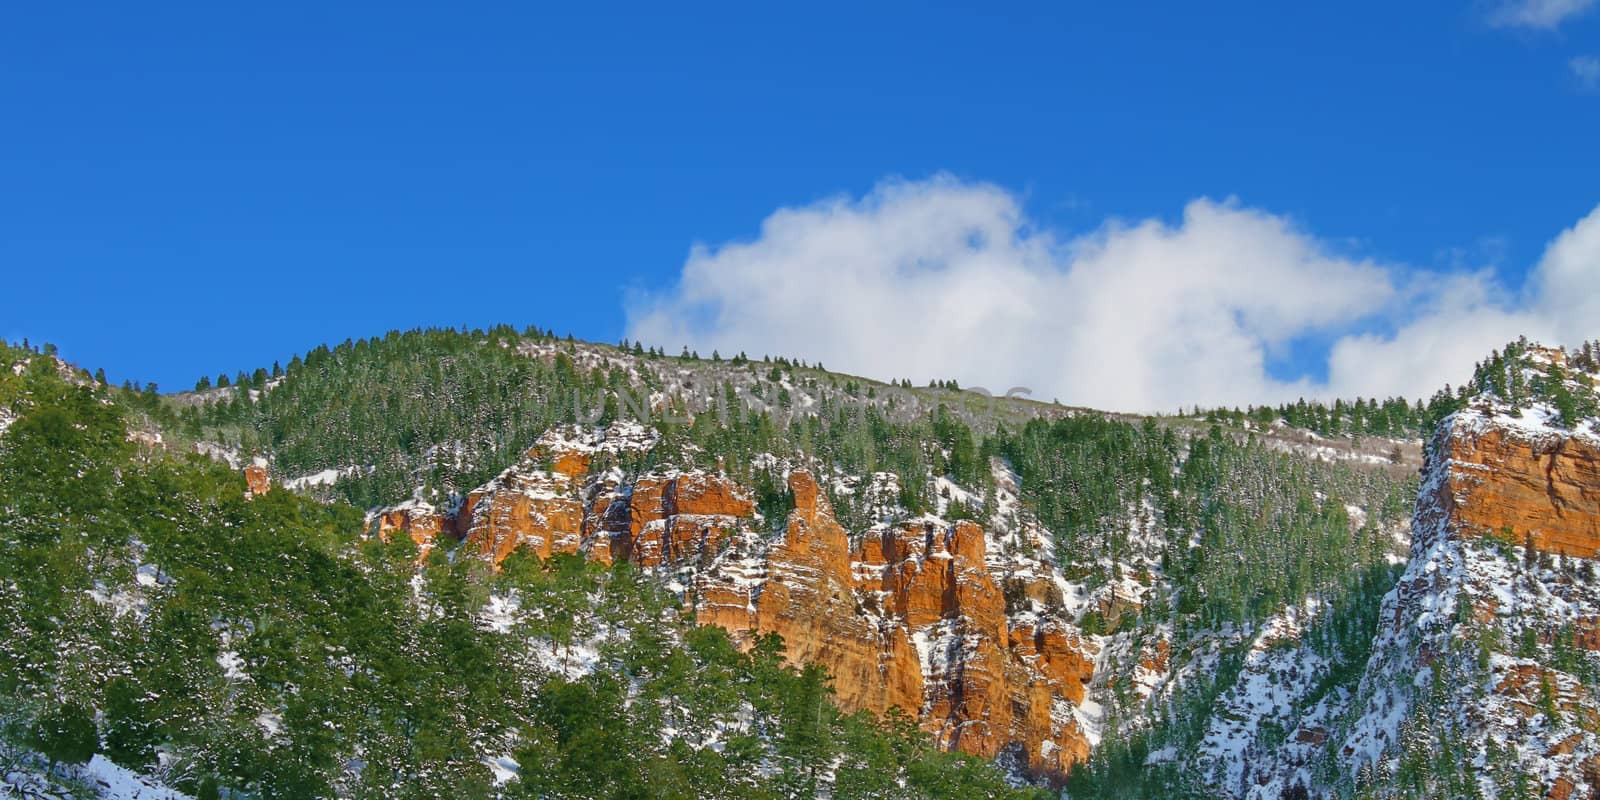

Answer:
[283,465,366,491]
[2,747,193,800]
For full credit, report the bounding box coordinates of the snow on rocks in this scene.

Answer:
[482,753,520,785]
[1333,370,1600,796]
[1194,600,1335,797]
[81,755,195,800]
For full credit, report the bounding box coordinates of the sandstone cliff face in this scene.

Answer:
[372,425,1098,782]
[454,465,755,569]
[373,501,449,556]
[458,458,589,563]
[594,471,754,568]
[693,471,1095,780]
[1432,418,1600,558]
[372,423,745,568]
[698,471,927,716]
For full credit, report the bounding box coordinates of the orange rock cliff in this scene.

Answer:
[372,429,1098,781]
[1431,419,1600,558]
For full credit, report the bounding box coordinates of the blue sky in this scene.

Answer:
[2,2,1597,409]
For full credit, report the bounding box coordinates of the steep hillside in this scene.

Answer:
[1068,340,1600,800]
[1330,343,1600,799]
[0,342,1051,800]
[159,329,1422,793]
[361,423,1102,781]
[23,328,1580,799]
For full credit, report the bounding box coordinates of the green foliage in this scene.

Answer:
[180,328,1007,520]
[1197,395,1432,440]
[1198,339,1600,439]
[186,326,610,507]
[0,331,1451,799]
[30,702,98,767]
[999,416,1407,630]
[0,358,1035,799]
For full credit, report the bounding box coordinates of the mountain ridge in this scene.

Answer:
[3,331,1598,799]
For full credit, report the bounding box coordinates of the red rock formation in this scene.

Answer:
[695,471,1094,782]
[697,471,920,713]
[1137,637,1171,677]
[373,447,1096,781]
[546,449,591,480]
[374,503,448,554]
[454,438,597,562]
[1373,363,1600,798]
[243,464,271,497]
[1493,663,1600,730]
[451,437,757,569]
[460,468,587,563]
[1434,422,1600,557]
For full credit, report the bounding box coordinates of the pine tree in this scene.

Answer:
[31,702,98,768]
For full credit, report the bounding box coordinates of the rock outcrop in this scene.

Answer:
[592,471,754,568]
[697,471,927,716]
[1332,351,1600,799]
[436,424,757,569]
[695,471,1094,780]
[243,463,271,497]
[1431,418,1600,558]
[373,501,449,555]
[457,458,589,563]
[453,462,755,569]
[371,426,1098,782]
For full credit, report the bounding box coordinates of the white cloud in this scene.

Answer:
[1573,55,1600,90]
[1488,0,1595,29]
[1326,204,1600,399]
[626,176,1600,413]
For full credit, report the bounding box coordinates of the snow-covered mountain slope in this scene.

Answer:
[25,331,1582,798]
[1324,345,1600,799]
[1116,344,1600,800]
[346,395,1421,791]
[1012,343,1600,799]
